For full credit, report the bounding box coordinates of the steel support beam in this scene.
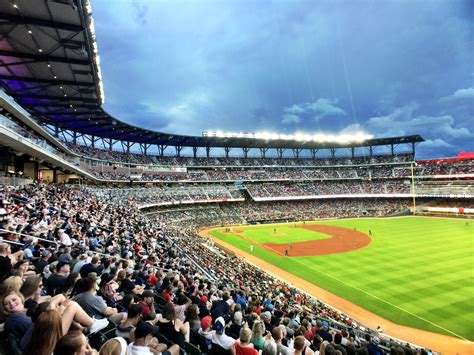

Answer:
[0,49,91,66]
[0,13,85,32]
[0,74,93,87]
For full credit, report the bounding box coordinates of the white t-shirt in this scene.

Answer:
[211,331,235,350]
[127,343,154,355]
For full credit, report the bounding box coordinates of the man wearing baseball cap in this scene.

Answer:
[128,321,179,355]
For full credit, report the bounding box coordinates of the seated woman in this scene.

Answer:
[115,304,143,341]
[54,329,98,355]
[100,273,122,302]
[2,290,32,347]
[184,303,200,333]
[19,275,51,309]
[156,302,190,345]
[23,309,63,355]
[13,260,36,279]
[3,289,108,350]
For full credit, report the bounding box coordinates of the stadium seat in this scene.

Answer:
[210,343,232,355]
[181,341,201,355]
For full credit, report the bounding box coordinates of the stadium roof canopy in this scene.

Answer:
[0,0,424,151]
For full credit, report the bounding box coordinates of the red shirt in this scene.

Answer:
[234,342,258,355]
[148,274,158,287]
[162,290,173,302]
[138,300,151,316]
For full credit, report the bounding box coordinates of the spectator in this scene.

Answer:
[119,268,144,295]
[184,303,201,333]
[54,329,98,355]
[156,302,190,345]
[250,320,266,350]
[19,275,50,308]
[294,335,315,355]
[0,243,14,280]
[228,311,245,339]
[212,316,235,350]
[44,261,70,296]
[99,337,128,355]
[34,249,51,274]
[233,326,258,355]
[127,321,179,355]
[211,291,231,320]
[74,275,123,324]
[24,309,63,355]
[138,289,155,316]
[116,304,143,341]
[100,272,122,302]
[272,326,291,355]
[80,256,100,278]
[199,315,213,352]
[2,290,32,347]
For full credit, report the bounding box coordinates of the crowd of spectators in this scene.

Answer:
[151,199,411,227]
[67,143,414,168]
[0,183,436,354]
[82,165,404,182]
[246,181,411,199]
[98,186,245,208]
[76,159,472,185]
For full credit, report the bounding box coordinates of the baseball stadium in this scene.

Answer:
[0,1,472,355]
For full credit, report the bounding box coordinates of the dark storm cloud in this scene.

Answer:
[91,0,473,158]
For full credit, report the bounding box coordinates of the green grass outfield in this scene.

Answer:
[210,216,474,340]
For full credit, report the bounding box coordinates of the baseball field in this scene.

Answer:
[208,216,473,341]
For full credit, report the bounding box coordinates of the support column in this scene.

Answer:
[224,147,231,158]
[159,145,166,157]
[293,148,302,159]
[192,146,198,158]
[259,147,268,158]
[277,148,285,159]
[242,147,250,158]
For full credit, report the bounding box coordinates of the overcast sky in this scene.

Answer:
[91,0,473,158]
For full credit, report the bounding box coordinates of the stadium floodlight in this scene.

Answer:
[202,130,373,143]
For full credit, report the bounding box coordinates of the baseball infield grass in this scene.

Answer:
[209,217,474,341]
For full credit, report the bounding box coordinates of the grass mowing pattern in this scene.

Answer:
[241,226,331,244]
[210,217,474,340]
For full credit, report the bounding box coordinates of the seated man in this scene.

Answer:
[211,316,235,350]
[120,268,144,295]
[74,275,124,324]
[44,261,70,296]
[128,321,179,355]
[138,290,155,316]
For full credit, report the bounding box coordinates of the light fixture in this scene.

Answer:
[13,4,18,9]
[63,94,67,97]
[54,76,57,79]
[47,64,51,67]
[59,86,63,89]
[28,30,32,34]
[38,48,43,52]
